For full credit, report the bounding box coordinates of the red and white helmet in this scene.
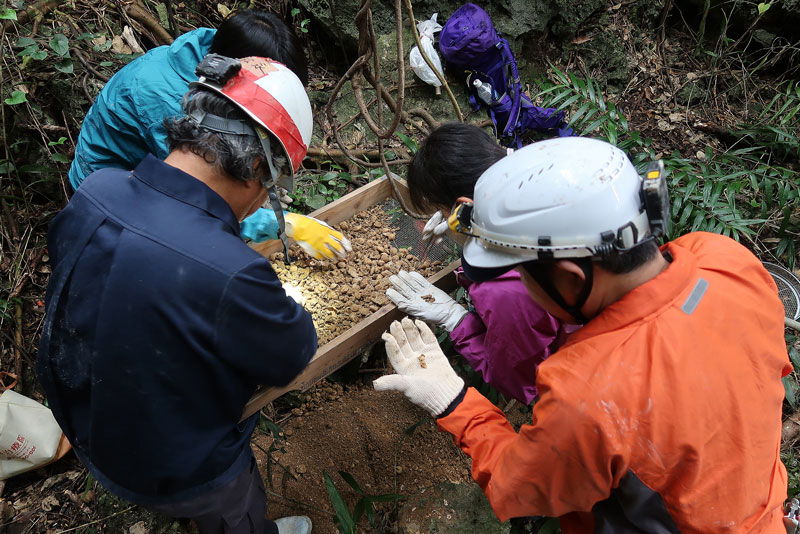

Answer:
[191,56,313,181]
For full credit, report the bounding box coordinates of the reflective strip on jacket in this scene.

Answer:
[438,232,791,533]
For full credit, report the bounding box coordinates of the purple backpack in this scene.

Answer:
[439,3,572,146]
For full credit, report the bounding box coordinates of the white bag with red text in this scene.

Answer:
[0,389,71,480]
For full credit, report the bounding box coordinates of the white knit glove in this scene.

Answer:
[422,211,449,246]
[386,271,468,332]
[373,318,464,416]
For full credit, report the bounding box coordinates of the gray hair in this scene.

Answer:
[164,87,287,185]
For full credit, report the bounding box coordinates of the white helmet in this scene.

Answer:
[462,137,653,271]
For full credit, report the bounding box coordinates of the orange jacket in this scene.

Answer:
[438,232,791,533]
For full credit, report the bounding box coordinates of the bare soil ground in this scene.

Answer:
[256,384,472,534]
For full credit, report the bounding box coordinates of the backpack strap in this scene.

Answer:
[496,37,522,139]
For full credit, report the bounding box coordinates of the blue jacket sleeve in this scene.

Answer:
[214,259,317,385]
[239,208,280,242]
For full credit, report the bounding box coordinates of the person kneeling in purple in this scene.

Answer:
[386,123,578,405]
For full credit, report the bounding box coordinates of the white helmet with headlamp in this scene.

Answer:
[455,136,668,271]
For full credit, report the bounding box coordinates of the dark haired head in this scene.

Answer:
[210,9,308,86]
[407,122,506,213]
[596,239,661,274]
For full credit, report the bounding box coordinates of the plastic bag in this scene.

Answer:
[0,389,71,480]
[409,13,444,88]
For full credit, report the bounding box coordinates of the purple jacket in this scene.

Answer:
[450,269,579,404]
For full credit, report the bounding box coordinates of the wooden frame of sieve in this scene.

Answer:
[242,176,460,419]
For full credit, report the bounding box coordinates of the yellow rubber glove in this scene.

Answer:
[284,212,352,260]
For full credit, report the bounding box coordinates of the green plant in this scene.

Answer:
[82,472,95,500]
[535,66,633,150]
[256,415,287,490]
[737,81,800,162]
[323,471,404,534]
[395,131,419,155]
[0,7,17,20]
[784,331,800,409]
[290,8,310,34]
[0,296,21,322]
[291,167,353,211]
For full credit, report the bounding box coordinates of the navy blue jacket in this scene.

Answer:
[37,155,316,504]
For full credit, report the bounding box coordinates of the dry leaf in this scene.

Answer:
[122,26,144,54]
[111,35,132,55]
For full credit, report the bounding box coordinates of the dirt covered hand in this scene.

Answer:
[373,318,464,416]
[386,270,467,331]
[285,213,352,260]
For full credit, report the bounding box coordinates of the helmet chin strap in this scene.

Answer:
[522,259,594,324]
[255,128,292,265]
[187,110,293,264]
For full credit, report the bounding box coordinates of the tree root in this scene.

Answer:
[2,0,59,31]
[121,1,173,46]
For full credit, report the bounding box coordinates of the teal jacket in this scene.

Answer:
[68,28,279,242]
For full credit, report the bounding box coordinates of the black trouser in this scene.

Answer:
[146,455,278,534]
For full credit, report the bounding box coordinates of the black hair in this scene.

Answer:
[596,239,661,274]
[407,122,506,212]
[210,9,308,86]
[164,88,286,185]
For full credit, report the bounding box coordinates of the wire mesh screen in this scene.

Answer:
[764,262,800,320]
[381,198,462,265]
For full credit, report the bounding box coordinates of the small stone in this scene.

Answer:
[296,464,307,474]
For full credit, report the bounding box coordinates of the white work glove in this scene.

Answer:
[386,270,468,332]
[373,318,464,416]
[422,211,449,246]
[282,282,305,306]
[284,212,352,260]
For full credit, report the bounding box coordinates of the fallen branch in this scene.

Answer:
[402,0,462,121]
[2,0,59,31]
[8,248,46,299]
[51,506,136,534]
[13,303,22,391]
[122,1,173,46]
